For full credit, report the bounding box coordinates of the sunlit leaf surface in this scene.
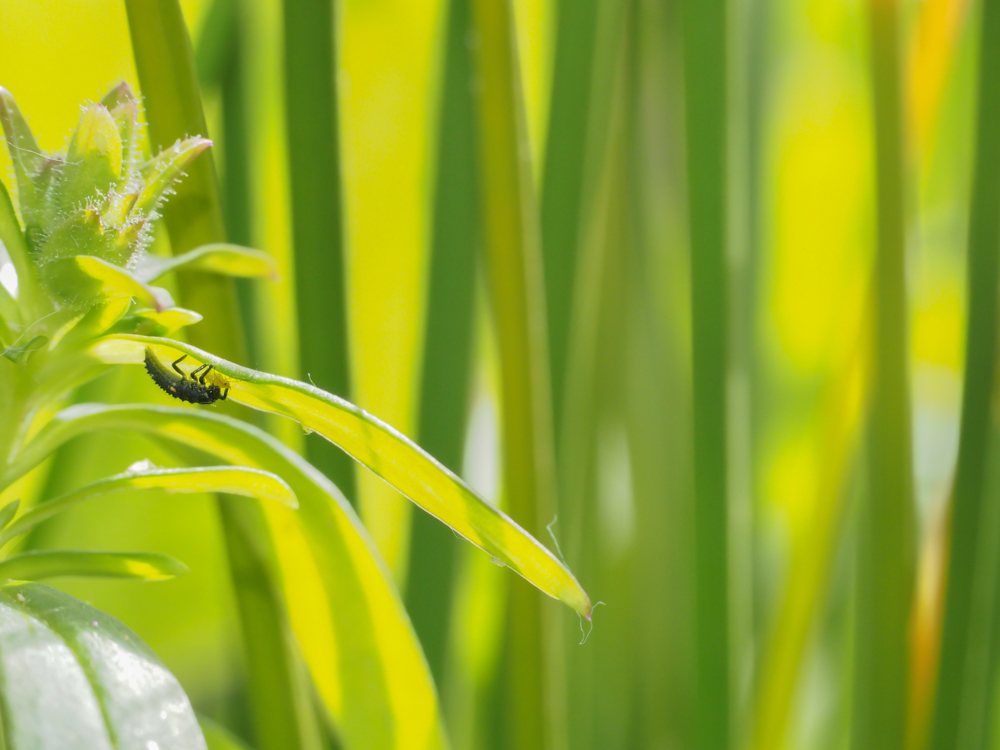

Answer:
[0,550,189,581]
[10,403,447,750]
[134,243,280,283]
[91,334,592,618]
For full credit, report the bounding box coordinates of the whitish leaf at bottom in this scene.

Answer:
[0,581,207,750]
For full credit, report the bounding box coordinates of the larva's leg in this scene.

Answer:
[197,365,215,385]
[171,355,188,378]
[191,364,210,384]
[221,387,229,401]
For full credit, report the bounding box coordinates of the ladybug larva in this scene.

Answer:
[144,347,231,405]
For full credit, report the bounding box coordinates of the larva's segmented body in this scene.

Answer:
[144,348,230,405]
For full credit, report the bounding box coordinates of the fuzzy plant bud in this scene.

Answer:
[0,83,211,307]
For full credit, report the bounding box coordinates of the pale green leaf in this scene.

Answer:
[0,581,207,749]
[10,403,449,749]
[135,243,280,283]
[90,334,593,618]
[68,255,175,311]
[0,465,297,547]
[0,550,189,581]
[0,499,18,531]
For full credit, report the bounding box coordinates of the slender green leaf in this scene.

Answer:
[134,244,279,283]
[283,0,354,499]
[406,0,480,685]
[0,581,207,749]
[541,0,602,437]
[0,86,44,221]
[681,0,731,747]
[68,255,174,311]
[0,500,17,531]
[90,334,592,618]
[0,550,189,581]
[201,715,255,750]
[0,175,39,318]
[469,0,564,744]
[0,465,297,547]
[126,3,318,747]
[9,403,448,750]
[929,0,1000,746]
[853,2,916,749]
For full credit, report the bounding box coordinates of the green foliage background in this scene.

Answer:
[0,0,995,749]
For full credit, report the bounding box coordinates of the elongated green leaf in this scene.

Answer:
[90,334,592,617]
[0,465,296,547]
[134,243,279,283]
[65,255,174,311]
[283,0,354,502]
[114,307,204,337]
[0,86,44,217]
[0,270,20,333]
[930,0,1000,745]
[201,716,255,750]
[0,550,189,581]
[469,0,561,744]
[0,499,18,531]
[681,0,731,747]
[126,3,312,748]
[0,175,39,318]
[0,581,207,749]
[855,2,916,749]
[9,403,447,750]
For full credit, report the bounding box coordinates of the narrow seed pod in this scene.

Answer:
[144,347,230,405]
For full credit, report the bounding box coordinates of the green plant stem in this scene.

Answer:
[928,0,1000,746]
[405,0,480,686]
[125,3,322,749]
[680,0,730,748]
[853,1,915,749]
[282,0,355,500]
[469,0,562,746]
[540,0,601,439]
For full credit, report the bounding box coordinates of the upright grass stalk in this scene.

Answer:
[928,0,1000,746]
[853,1,915,748]
[680,0,730,748]
[405,0,480,685]
[540,0,601,439]
[469,0,561,747]
[282,0,354,500]
[125,3,321,748]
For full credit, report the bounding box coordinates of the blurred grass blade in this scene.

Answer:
[928,0,1000,746]
[405,0,481,685]
[125,5,320,749]
[752,345,867,750]
[540,0,601,436]
[283,0,354,499]
[201,715,256,750]
[10,402,449,749]
[854,1,916,748]
[469,0,564,745]
[680,0,731,747]
[0,499,18,531]
[0,550,189,581]
[0,465,297,546]
[135,243,279,283]
[0,582,207,750]
[125,0,242,342]
[90,334,592,618]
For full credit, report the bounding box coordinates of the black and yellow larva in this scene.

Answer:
[144,347,230,405]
